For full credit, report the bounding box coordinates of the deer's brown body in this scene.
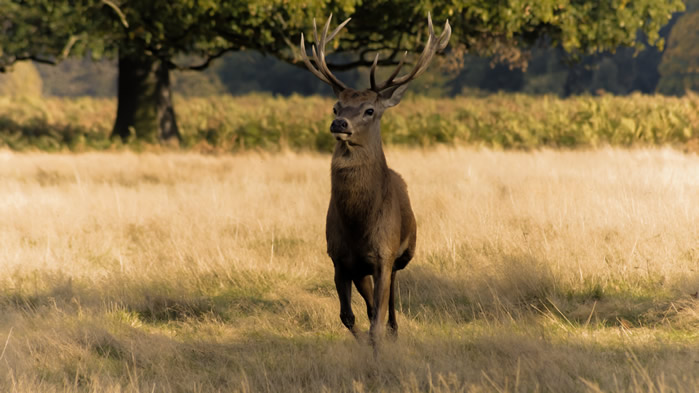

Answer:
[298,14,450,348]
[326,90,417,340]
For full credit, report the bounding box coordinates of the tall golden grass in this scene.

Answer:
[0,148,697,392]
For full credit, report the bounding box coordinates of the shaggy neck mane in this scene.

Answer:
[330,130,389,221]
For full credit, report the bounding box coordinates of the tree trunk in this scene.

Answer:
[111,52,180,142]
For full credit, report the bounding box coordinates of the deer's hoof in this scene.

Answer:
[353,330,371,344]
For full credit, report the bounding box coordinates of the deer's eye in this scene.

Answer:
[333,107,337,115]
[364,108,374,116]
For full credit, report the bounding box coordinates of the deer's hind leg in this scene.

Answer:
[353,275,374,321]
[387,270,398,339]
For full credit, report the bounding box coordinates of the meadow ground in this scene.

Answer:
[0,148,697,392]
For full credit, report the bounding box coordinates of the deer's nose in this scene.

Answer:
[330,119,350,134]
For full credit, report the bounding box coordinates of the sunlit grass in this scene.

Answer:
[0,148,697,392]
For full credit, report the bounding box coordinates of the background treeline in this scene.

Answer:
[1,0,697,150]
[8,0,696,99]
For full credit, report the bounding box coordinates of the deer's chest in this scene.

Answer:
[326,189,400,263]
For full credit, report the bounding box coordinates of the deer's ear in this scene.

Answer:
[378,85,409,108]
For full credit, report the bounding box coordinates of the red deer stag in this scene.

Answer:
[299,14,451,347]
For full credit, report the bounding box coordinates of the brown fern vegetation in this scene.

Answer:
[0,93,697,152]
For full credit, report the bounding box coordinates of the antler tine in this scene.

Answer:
[328,17,352,42]
[312,44,344,88]
[315,15,331,74]
[391,30,436,85]
[428,11,434,37]
[299,33,331,85]
[299,14,349,92]
[370,53,379,90]
[373,13,452,92]
[311,44,321,66]
[312,17,320,49]
[437,20,452,51]
[319,14,332,47]
[375,51,407,90]
[387,14,437,84]
[315,15,349,90]
[314,15,331,66]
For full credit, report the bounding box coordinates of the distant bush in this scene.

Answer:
[0,93,697,152]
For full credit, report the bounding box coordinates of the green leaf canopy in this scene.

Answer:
[0,0,685,72]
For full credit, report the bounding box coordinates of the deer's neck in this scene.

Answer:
[330,136,389,221]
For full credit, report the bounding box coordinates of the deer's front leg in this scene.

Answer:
[369,261,393,349]
[334,269,358,337]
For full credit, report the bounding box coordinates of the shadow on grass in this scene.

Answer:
[0,257,692,331]
[0,270,288,324]
[6,318,699,393]
[1,264,698,392]
[396,252,689,329]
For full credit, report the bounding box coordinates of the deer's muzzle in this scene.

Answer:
[330,119,350,135]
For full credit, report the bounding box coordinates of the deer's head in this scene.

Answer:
[299,14,451,146]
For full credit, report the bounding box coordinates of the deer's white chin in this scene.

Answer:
[332,133,350,141]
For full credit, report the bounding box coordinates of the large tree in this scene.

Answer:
[657,7,699,95]
[0,0,343,142]
[0,0,684,142]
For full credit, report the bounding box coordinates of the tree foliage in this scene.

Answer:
[657,9,699,95]
[1,0,686,72]
[0,1,353,71]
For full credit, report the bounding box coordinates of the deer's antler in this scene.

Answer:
[370,13,451,92]
[299,14,351,92]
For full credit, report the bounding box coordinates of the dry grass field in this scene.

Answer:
[0,148,698,392]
